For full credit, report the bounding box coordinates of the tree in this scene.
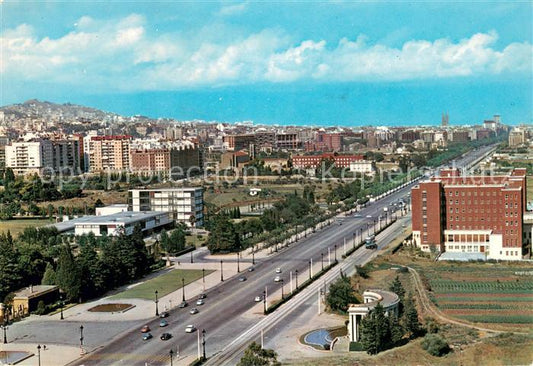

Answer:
[237,342,281,366]
[360,303,390,355]
[389,315,404,345]
[325,273,358,312]
[3,168,15,186]
[421,334,450,356]
[207,214,241,253]
[389,275,405,314]
[402,293,421,338]
[55,245,81,302]
[41,262,56,285]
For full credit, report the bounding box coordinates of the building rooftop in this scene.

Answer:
[437,252,487,261]
[14,285,58,299]
[129,187,203,192]
[47,211,169,232]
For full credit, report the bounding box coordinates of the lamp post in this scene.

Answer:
[334,244,337,262]
[352,232,356,249]
[360,227,363,244]
[79,325,84,354]
[155,290,159,316]
[190,251,193,264]
[295,269,299,289]
[202,329,206,360]
[202,268,206,291]
[252,246,255,265]
[280,279,284,300]
[181,278,186,302]
[60,294,64,320]
[321,253,324,271]
[169,349,174,366]
[1,324,7,344]
[237,252,240,273]
[220,260,224,282]
[308,260,312,280]
[37,345,41,366]
[262,290,267,314]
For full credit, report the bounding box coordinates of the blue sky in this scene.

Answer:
[2,1,532,126]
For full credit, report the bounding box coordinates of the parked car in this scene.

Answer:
[141,325,150,333]
[160,333,172,340]
[275,268,282,273]
[199,293,207,299]
[179,301,188,308]
[248,267,255,272]
[159,311,169,318]
[159,319,168,327]
[239,276,247,282]
[185,325,197,333]
[274,276,281,282]
[254,296,262,302]
[196,299,204,306]
[190,308,199,315]
[142,333,152,341]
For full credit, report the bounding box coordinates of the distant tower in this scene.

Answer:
[494,114,501,124]
[441,112,449,127]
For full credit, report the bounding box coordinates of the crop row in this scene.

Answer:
[458,315,533,324]
[435,303,528,310]
[430,280,533,293]
[435,296,533,303]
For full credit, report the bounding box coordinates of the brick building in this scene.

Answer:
[292,153,364,169]
[89,135,131,172]
[411,168,528,260]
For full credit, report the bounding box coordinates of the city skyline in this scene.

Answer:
[2,1,532,126]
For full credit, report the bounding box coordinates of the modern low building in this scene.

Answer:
[347,289,400,343]
[128,187,204,227]
[411,168,528,260]
[72,211,172,237]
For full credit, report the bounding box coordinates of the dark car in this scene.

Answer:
[160,333,172,341]
[239,276,247,282]
[159,311,169,318]
[199,293,207,299]
[142,333,152,341]
[179,301,188,308]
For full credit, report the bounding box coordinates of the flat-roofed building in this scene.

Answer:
[128,187,204,227]
[73,211,172,236]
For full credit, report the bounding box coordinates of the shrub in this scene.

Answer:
[35,300,46,315]
[421,334,450,357]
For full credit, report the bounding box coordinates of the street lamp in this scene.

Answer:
[295,269,299,289]
[262,290,267,314]
[181,278,186,302]
[352,232,356,249]
[334,244,337,262]
[60,294,64,320]
[237,252,240,273]
[1,324,7,344]
[202,268,206,291]
[220,260,224,282]
[155,290,159,316]
[280,279,284,300]
[360,227,363,244]
[202,329,206,360]
[321,253,324,271]
[308,260,312,280]
[252,246,255,265]
[79,325,84,353]
[169,349,174,366]
[190,251,193,264]
[37,345,41,366]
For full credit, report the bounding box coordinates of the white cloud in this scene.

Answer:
[2,14,531,92]
[218,2,248,16]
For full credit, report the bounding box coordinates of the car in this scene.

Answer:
[353,214,362,218]
[274,276,281,282]
[239,276,247,282]
[275,268,282,273]
[199,293,207,299]
[248,267,255,272]
[190,308,199,315]
[160,333,172,340]
[185,325,197,333]
[254,296,262,302]
[141,325,150,333]
[196,299,204,306]
[159,311,169,318]
[159,319,168,327]
[366,215,372,218]
[179,301,188,308]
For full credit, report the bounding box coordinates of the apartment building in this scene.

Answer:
[411,168,528,260]
[292,153,364,169]
[128,187,204,227]
[88,135,131,172]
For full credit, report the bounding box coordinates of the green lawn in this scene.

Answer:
[0,218,52,237]
[186,234,207,248]
[110,268,214,300]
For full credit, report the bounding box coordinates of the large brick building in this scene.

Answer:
[292,153,364,169]
[411,168,528,260]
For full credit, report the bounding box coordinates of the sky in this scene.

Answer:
[2,1,532,126]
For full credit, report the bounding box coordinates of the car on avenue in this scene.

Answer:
[248,267,255,272]
[190,308,199,315]
[185,325,197,333]
[141,325,150,333]
[160,333,172,340]
[199,293,207,299]
[239,276,247,282]
[275,268,282,273]
[196,299,205,306]
[274,276,281,282]
[159,311,169,318]
[254,296,262,302]
[142,333,152,341]
[179,301,188,308]
[159,319,168,327]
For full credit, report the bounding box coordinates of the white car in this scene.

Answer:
[274,276,281,282]
[255,296,262,302]
[185,325,197,333]
[275,268,282,274]
[196,299,204,306]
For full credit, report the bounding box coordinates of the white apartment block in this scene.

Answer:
[349,160,374,174]
[128,187,204,227]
